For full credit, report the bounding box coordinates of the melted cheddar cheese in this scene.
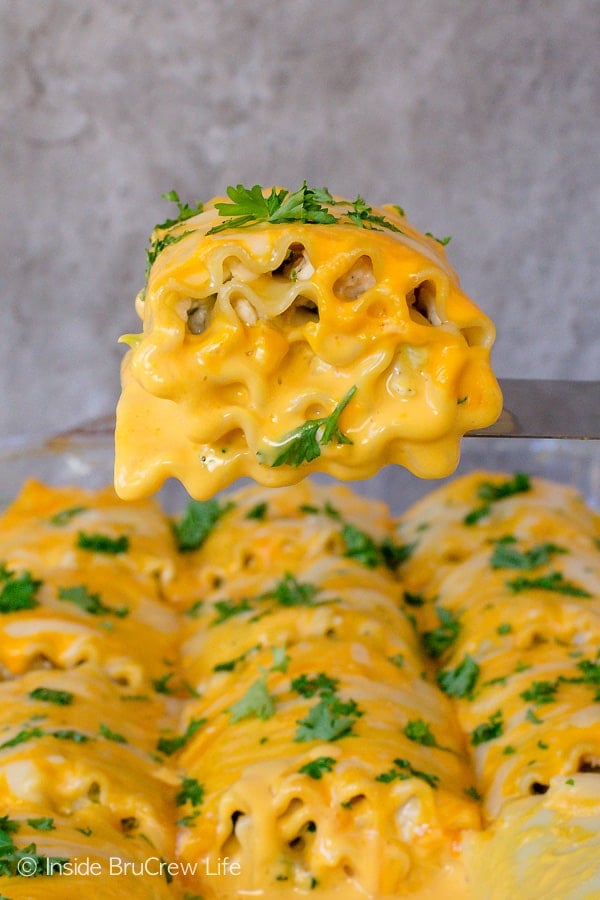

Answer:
[0,473,598,898]
[114,186,502,499]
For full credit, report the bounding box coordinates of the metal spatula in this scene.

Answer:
[469,379,600,439]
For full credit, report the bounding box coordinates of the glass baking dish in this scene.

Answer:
[1,420,598,514]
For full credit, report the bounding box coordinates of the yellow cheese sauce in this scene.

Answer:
[114,187,501,499]
[0,473,597,897]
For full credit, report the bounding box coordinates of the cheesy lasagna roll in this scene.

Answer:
[167,484,481,899]
[115,184,501,500]
[395,473,600,820]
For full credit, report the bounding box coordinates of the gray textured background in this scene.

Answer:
[1,0,598,438]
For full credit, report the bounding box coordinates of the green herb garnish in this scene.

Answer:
[27,817,55,831]
[229,676,276,723]
[49,505,86,526]
[57,584,129,618]
[291,673,339,698]
[295,695,363,743]
[490,536,567,570]
[266,386,357,467]
[506,571,591,597]
[28,687,74,706]
[176,776,204,807]
[211,597,253,625]
[520,680,558,705]
[422,607,461,658]
[0,564,41,613]
[464,473,531,525]
[157,718,206,756]
[298,756,337,779]
[260,573,321,607]
[437,654,480,699]
[375,757,439,789]
[99,723,127,744]
[76,532,129,555]
[245,502,268,521]
[470,710,503,745]
[173,499,233,552]
[156,190,204,229]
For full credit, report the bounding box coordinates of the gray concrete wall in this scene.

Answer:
[1,0,598,436]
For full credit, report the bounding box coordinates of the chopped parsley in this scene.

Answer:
[506,571,591,597]
[206,182,403,236]
[152,672,175,695]
[176,776,204,807]
[0,564,41,613]
[403,719,439,748]
[464,785,482,801]
[156,190,204,229]
[99,723,127,744]
[402,590,426,607]
[49,505,86,526]
[463,473,531,525]
[28,687,74,706]
[425,231,452,246]
[421,606,461,658]
[341,524,380,567]
[145,230,194,280]
[211,597,253,625]
[470,710,503,745]
[260,573,320,607]
[229,676,276,723]
[27,817,54,831]
[173,499,233,552]
[490,536,567,570]
[265,386,357,467]
[291,673,339,698]
[525,708,544,724]
[51,729,90,743]
[375,757,439,789]
[157,718,206,756]
[437,654,480,699]
[270,646,290,673]
[245,501,268,520]
[76,531,129,554]
[295,695,363,743]
[341,526,414,571]
[0,815,68,876]
[388,653,405,668]
[57,584,129,618]
[298,756,337,779]
[520,680,559,705]
[0,727,44,750]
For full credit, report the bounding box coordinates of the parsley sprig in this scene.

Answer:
[207,182,403,236]
[0,564,41,614]
[264,385,357,468]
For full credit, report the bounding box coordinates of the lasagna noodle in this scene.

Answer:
[115,191,502,500]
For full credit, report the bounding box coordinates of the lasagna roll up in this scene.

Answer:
[394,473,600,896]
[115,185,501,500]
[168,484,481,899]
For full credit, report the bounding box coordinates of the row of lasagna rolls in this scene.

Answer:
[170,483,480,899]
[394,471,600,821]
[0,481,181,898]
